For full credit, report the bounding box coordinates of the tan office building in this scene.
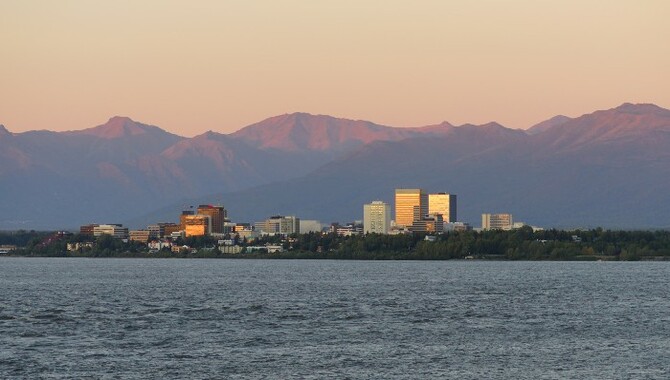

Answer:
[428,193,457,223]
[395,189,428,228]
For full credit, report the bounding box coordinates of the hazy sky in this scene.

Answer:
[1,1,669,136]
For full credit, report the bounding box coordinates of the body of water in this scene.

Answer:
[0,258,668,379]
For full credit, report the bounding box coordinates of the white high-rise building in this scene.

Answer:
[364,201,391,234]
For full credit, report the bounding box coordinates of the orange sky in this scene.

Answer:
[1,1,669,136]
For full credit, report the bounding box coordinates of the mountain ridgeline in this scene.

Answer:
[1,103,669,230]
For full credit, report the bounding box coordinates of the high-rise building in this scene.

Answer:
[428,193,457,223]
[364,201,391,234]
[196,205,227,234]
[482,213,513,230]
[395,189,428,228]
[180,210,195,231]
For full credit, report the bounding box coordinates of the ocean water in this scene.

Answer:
[0,258,668,379]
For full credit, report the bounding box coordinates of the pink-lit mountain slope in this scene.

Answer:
[230,112,447,154]
[526,115,572,135]
[3,103,670,229]
[532,103,670,151]
[163,103,670,229]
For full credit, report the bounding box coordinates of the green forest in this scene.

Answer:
[2,227,670,260]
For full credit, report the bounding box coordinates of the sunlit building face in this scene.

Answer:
[395,189,427,228]
[428,193,457,223]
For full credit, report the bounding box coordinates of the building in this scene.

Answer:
[66,242,94,252]
[482,213,514,230]
[255,216,300,235]
[170,231,186,240]
[428,193,457,223]
[148,223,181,239]
[333,222,363,236]
[236,228,259,242]
[364,201,391,234]
[179,210,195,230]
[300,220,323,233]
[93,224,128,239]
[129,230,151,243]
[0,245,17,254]
[395,188,428,228]
[196,205,227,234]
[148,240,172,251]
[411,213,444,233]
[80,224,99,236]
[183,215,211,237]
[445,222,472,232]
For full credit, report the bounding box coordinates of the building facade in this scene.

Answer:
[196,205,227,234]
[93,224,128,239]
[364,201,391,234]
[411,213,444,233]
[148,222,181,239]
[428,193,457,223]
[129,230,151,243]
[395,188,428,228]
[80,224,99,236]
[481,213,514,230]
[179,210,195,231]
[183,215,211,237]
[255,216,300,235]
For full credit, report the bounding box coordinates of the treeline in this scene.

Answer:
[2,227,670,260]
[271,227,670,260]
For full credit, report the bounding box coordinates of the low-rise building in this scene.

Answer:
[219,245,243,254]
[481,213,513,231]
[93,224,129,239]
[148,223,181,239]
[445,222,472,232]
[411,214,444,233]
[80,224,99,236]
[129,230,151,243]
[255,215,300,235]
[66,242,94,252]
[333,222,363,236]
[0,245,18,254]
[148,240,172,251]
[170,231,186,240]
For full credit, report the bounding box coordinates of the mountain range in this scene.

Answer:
[1,103,669,230]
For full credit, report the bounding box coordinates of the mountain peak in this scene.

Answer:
[231,112,409,152]
[613,102,670,116]
[73,116,172,139]
[527,115,572,135]
[0,124,9,134]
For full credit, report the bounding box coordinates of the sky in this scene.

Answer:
[1,0,669,136]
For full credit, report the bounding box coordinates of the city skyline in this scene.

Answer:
[2,1,668,136]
